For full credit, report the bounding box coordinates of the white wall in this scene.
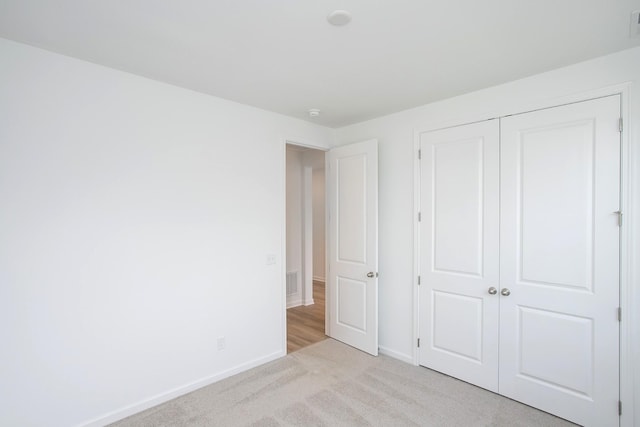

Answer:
[285,147,303,306]
[312,167,326,282]
[335,47,640,423]
[300,149,326,283]
[0,38,333,427]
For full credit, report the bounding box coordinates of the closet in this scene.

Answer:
[418,95,621,426]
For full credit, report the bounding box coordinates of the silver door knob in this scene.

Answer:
[501,288,511,296]
[367,272,375,278]
[488,287,497,295]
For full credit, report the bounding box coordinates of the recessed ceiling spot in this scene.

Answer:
[327,10,351,26]
[308,109,321,117]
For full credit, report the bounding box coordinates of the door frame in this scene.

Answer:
[413,83,635,426]
[282,138,329,354]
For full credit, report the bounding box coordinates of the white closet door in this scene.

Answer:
[419,120,500,391]
[499,96,621,426]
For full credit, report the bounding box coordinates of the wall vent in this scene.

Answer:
[286,271,299,296]
[631,10,640,37]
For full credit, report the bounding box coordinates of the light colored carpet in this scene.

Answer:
[110,339,576,427]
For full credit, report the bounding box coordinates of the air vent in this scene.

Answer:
[286,271,299,296]
[631,10,640,37]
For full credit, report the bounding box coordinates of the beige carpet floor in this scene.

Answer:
[111,339,576,427]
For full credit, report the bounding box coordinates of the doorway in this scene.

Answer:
[285,144,327,353]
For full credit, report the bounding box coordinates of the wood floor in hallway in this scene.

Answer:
[287,280,326,353]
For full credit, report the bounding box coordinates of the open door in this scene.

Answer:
[326,139,378,356]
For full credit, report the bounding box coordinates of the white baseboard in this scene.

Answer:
[303,298,315,306]
[286,297,302,309]
[79,350,284,427]
[379,346,414,365]
[312,276,325,283]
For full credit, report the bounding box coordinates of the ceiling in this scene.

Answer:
[1,0,639,128]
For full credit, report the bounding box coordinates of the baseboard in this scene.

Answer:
[379,346,414,365]
[286,297,302,309]
[79,350,284,427]
[312,276,325,283]
[303,298,315,306]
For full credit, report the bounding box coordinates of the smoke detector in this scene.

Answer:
[327,10,352,26]
[308,109,321,118]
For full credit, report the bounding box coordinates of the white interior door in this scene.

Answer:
[418,120,500,391]
[327,139,378,356]
[499,96,621,426]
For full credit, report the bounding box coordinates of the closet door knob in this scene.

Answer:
[501,288,511,296]
[367,272,375,278]
[488,287,497,295]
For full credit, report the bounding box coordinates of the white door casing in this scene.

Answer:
[327,139,379,356]
[418,120,500,391]
[499,95,621,426]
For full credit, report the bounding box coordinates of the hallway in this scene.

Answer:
[287,281,326,353]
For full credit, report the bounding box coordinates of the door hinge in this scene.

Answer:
[418,149,422,160]
[619,118,623,132]
[618,400,622,416]
[615,210,623,227]
[418,275,421,285]
[417,338,421,348]
[618,307,622,322]
[418,212,421,222]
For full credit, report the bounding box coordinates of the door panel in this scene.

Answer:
[432,291,483,362]
[337,154,367,263]
[336,277,367,331]
[518,307,593,397]
[518,119,595,289]
[419,120,500,391]
[433,138,484,276]
[499,96,620,426]
[327,139,378,355]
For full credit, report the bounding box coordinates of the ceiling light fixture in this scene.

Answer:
[308,109,321,117]
[327,10,352,26]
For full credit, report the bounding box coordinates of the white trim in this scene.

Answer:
[324,149,331,336]
[414,82,634,136]
[412,130,421,366]
[379,346,414,365]
[283,137,331,152]
[78,350,283,427]
[312,276,326,283]
[281,138,288,356]
[618,84,634,427]
[287,294,306,310]
[413,84,635,424]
